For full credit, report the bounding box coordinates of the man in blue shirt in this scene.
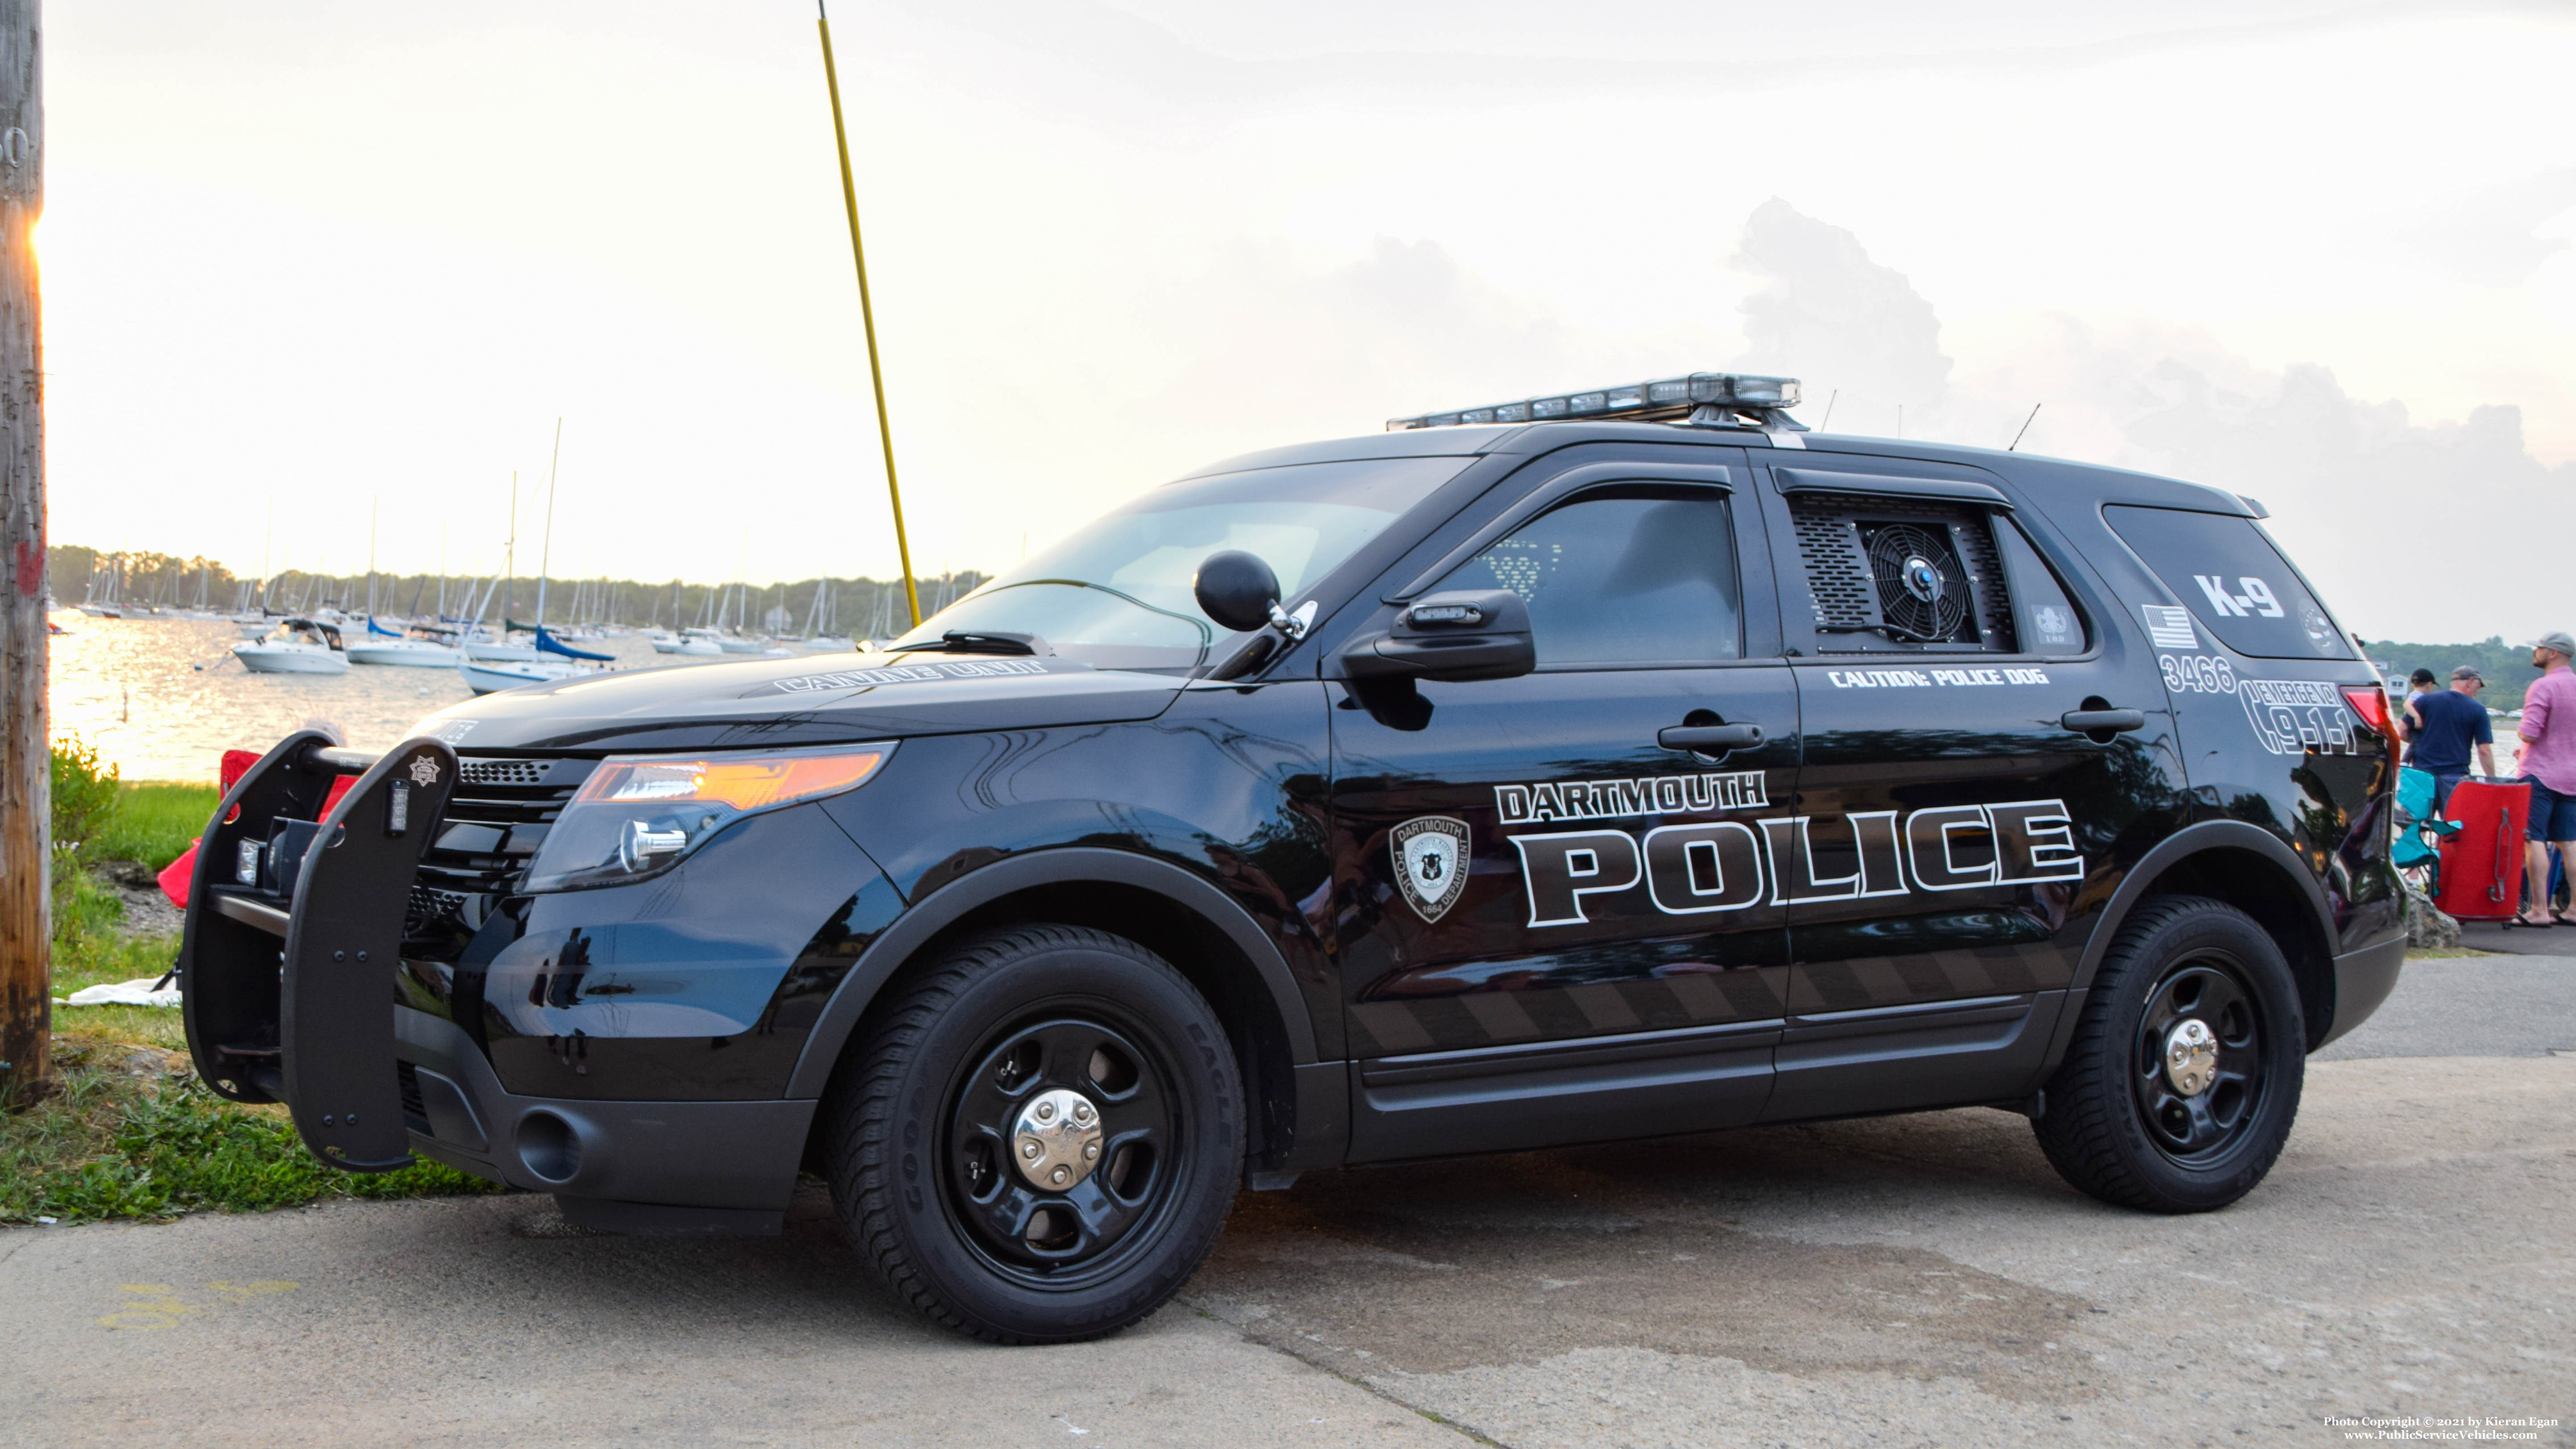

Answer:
[2407,666,2494,814]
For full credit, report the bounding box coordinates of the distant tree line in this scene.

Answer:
[2366,637,2543,712]
[46,544,987,637]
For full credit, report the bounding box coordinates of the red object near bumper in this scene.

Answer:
[159,749,357,910]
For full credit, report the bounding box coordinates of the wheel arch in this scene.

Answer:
[786,847,1322,1169]
[2067,821,2340,1054]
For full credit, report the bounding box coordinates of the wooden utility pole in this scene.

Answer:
[0,0,42,1099]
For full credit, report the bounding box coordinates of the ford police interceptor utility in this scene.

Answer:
[178,371,2403,1342]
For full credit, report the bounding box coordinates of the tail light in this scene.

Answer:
[2342,685,2398,749]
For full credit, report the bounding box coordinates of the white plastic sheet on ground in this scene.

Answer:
[56,977,182,1008]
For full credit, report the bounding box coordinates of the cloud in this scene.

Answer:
[1727,200,2576,641]
[1730,198,1952,412]
[2395,165,2576,287]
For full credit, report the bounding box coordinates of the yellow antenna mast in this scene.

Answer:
[817,1,922,630]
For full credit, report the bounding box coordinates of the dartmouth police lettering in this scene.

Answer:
[1504,798,2084,928]
[1494,770,1767,823]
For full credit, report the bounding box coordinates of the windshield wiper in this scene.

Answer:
[885,630,1051,656]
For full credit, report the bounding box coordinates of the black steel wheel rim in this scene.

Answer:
[2132,955,2266,1165]
[941,1005,1185,1289]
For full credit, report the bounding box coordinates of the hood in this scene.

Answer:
[410,649,1186,753]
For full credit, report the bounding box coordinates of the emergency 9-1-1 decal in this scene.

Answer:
[1500,798,2082,928]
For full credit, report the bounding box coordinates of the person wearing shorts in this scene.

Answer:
[2518,630,2576,926]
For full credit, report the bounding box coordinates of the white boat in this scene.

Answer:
[233,617,351,675]
[462,634,540,663]
[647,630,683,654]
[676,627,725,657]
[717,634,768,654]
[347,622,463,667]
[458,656,582,694]
[803,634,856,652]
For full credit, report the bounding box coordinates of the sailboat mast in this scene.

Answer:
[503,472,518,630]
[535,418,562,633]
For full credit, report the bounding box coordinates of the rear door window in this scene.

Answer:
[2102,505,2350,660]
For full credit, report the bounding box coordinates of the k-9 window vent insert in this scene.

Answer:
[1788,491,2017,654]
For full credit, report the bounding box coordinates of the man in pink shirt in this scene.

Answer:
[2517,630,2576,926]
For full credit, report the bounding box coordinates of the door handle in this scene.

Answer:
[1659,722,1764,753]
[2060,708,2146,735]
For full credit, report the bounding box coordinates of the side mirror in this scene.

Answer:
[1340,589,1535,683]
[1193,550,1280,634]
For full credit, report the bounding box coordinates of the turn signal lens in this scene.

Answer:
[577,750,886,812]
[524,745,892,893]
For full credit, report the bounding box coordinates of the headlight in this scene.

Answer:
[521,744,892,893]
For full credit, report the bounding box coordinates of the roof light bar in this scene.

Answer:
[1387,372,1804,432]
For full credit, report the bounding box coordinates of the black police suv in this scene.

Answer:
[178,371,2403,1343]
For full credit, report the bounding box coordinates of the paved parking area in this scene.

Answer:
[4,961,2571,1449]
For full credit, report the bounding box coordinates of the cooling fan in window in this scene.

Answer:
[1863,523,1971,642]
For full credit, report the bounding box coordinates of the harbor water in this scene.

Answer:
[45,612,676,783]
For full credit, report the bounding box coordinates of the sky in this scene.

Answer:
[37,0,2576,641]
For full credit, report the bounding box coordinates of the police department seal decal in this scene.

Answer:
[1391,816,1471,922]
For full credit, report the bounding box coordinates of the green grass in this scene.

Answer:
[1,1040,503,1226]
[93,781,220,871]
[10,745,502,1225]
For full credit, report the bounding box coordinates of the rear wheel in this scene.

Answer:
[824,925,1243,1342]
[2033,895,2304,1213]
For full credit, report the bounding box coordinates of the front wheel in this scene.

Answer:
[823,925,1243,1342]
[2032,895,2305,1213]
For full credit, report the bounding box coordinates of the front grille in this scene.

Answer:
[404,754,598,957]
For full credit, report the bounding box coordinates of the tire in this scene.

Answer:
[2032,895,2305,1213]
[823,925,1244,1342]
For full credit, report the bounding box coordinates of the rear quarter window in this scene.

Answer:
[2101,505,2350,660]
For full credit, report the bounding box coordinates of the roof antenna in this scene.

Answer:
[2008,402,2041,451]
[1818,389,1837,431]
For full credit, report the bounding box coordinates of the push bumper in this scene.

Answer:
[176,732,812,1231]
[178,731,463,1169]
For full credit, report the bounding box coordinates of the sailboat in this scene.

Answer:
[460,422,616,694]
[801,578,854,650]
[459,473,542,662]
[348,616,463,667]
[77,555,124,618]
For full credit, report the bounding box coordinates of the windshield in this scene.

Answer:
[892,456,1470,670]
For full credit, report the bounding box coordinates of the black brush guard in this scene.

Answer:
[177,730,462,1172]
